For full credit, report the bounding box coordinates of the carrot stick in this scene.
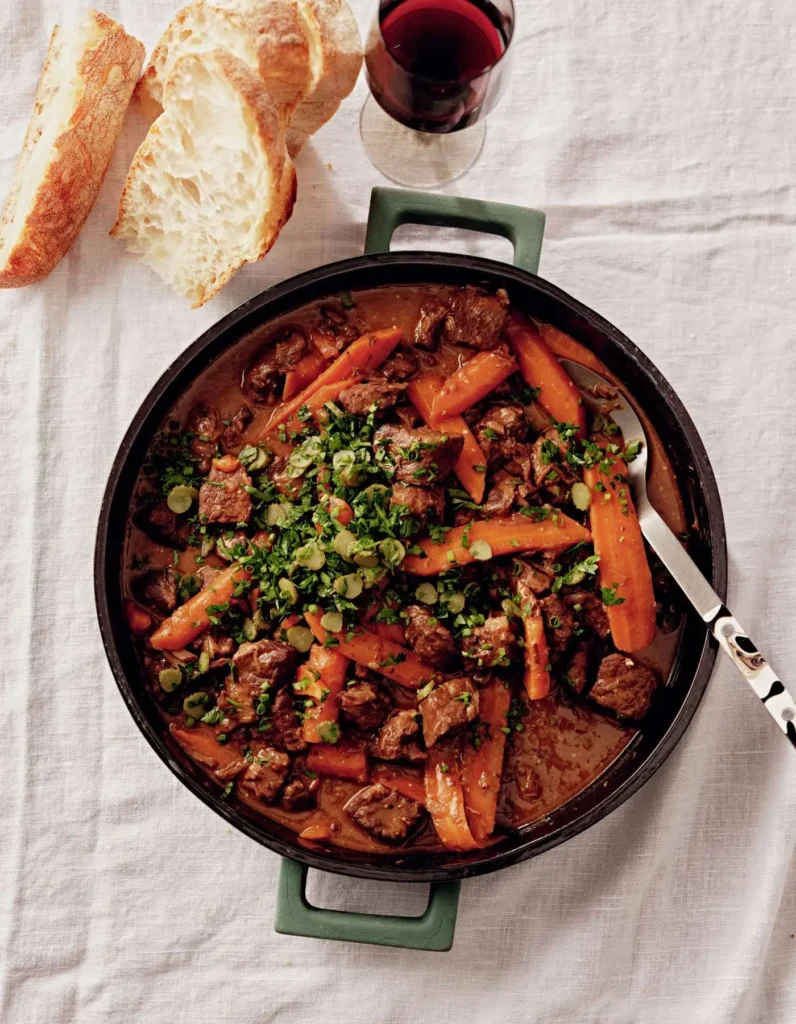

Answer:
[315,494,354,534]
[298,821,335,843]
[505,315,587,438]
[306,741,369,783]
[372,765,426,805]
[424,743,481,851]
[515,582,551,700]
[275,375,360,440]
[585,455,657,652]
[150,564,250,651]
[171,723,246,778]
[403,512,592,576]
[125,600,152,634]
[299,645,350,744]
[407,373,487,503]
[429,350,518,422]
[262,327,403,436]
[304,611,436,689]
[283,349,330,400]
[372,621,406,646]
[461,679,511,840]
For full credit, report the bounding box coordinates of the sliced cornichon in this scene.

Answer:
[469,539,492,561]
[570,481,591,511]
[333,574,363,599]
[167,485,198,515]
[320,610,343,633]
[278,577,299,604]
[415,582,438,605]
[379,538,406,567]
[183,691,209,718]
[266,502,291,527]
[316,721,341,744]
[333,529,357,560]
[286,626,314,653]
[158,667,182,692]
[295,542,326,571]
[444,592,466,614]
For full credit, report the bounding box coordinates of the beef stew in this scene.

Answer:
[123,284,686,856]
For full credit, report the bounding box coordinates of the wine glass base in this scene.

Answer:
[360,94,485,189]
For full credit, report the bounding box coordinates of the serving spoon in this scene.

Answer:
[561,359,796,749]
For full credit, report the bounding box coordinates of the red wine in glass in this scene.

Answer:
[366,0,514,135]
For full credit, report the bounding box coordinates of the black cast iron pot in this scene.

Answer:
[95,188,727,951]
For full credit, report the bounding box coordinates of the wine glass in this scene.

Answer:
[361,0,516,188]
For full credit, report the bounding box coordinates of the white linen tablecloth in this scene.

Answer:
[2,1,795,1021]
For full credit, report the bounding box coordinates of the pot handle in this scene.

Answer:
[275,858,461,951]
[364,186,546,273]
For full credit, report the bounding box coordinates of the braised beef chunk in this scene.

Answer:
[244,330,307,403]
[187,403,222,474]
[339,680,392,732]
[223,641,298,725]
[590,653,659,719]
[531,428,577,497]
[390,482,445,520]
[318,301,362,343]
[374,424,464,485]
[281,756,320,810]
[198,461,253,524]
[372,710,426,763]
[404,605,459,670]
[238,747,291,803]
[422,678,479,747]
[503,442,536,484]
[462,615,518,668]
[221,405,253,456]
[338,380,406,415]
[134,501,191,550]
[514,559,554,597]
[482,471,520,516]
[414,299,449,351]
[442,287,509,349]
[565,591,611,640]
[270,688,308,752]
[196,630,236,668]
[381,346,419,381]
[475,404,527,464]
[233,640,298,692]
[344,783,425,842]
[133,568,177,615]
[563,638,601,694]
[394,405,421,430]
[540,594,576,659]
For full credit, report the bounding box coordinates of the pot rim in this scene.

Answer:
[95,252,727,882]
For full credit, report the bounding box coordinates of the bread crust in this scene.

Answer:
[137,0,362,157]
[0,11,145,288]
[136,0,311,120]
[112,49,297,308]
[287,0,362,156]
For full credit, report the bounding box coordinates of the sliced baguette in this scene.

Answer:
[137,0,362,158]
[0,10,145,288]
[111,49,296,308]
[136,0,311,121]
[287,0,362,157]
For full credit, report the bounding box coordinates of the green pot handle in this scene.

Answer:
[364,186,546,273]
[275,186,546,951]
[275,859,461,951]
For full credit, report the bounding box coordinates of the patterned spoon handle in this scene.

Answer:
[710,612,796,747]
